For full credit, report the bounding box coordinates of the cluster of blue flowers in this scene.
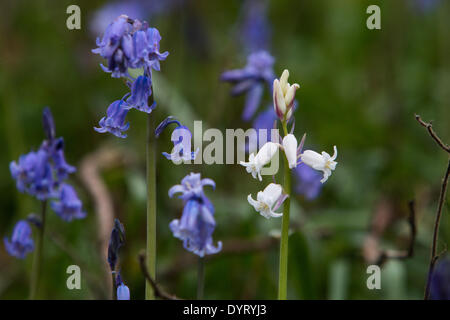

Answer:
[169,173,222,257]
[5,108,85,259]
[92,15,168,138]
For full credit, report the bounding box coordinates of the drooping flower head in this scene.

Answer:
[169,173,221,257]
[168,172,215,201]
[116,272,130,300]
[94,99,130,138]
[92,15,169,77]
[247,183,287,219]
[10,149,54,201]
[300,146,338,184]
[221,51,275,121]
[125,75,156,113]
[4,220,34,259]
[108,219,126,271]
[156,117,198,162]
[240,141,279,181]
[50,184,86,222]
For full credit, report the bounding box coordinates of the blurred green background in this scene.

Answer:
[0,0,449,300]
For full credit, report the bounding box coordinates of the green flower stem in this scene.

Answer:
[29,200,47,300]
[197,257,205,300]
[145,103,157,300]
[278,121,291,300]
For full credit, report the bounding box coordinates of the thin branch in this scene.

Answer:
[424,158,450,299]
[415,114,450,153]
[138,252,181,300]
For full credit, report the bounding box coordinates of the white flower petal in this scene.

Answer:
[282,134,298,169]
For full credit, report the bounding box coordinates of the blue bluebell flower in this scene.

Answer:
[10,149,54,201]
[131,27,169,72]
[93,15,169,77]
[162,126,198,162]
[92,15,134,78]
[294,163,323,200]
[116,273,130,300]
[168,173,215,201]
[94,100,130,138]
[40,137,76,183]
[125,75,156,113]
[221,51,275,121]
[169,173,221,257]
[4,220,34,259]
[430,257,450,300]
[50,184,86,222]
[108,219,126,271]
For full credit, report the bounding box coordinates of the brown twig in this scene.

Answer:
[424,159,450,299]
[138,252,180,300]
[415,114,450,153]
[416,114,450,299]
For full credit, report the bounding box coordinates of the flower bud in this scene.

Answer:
[273,69,300,121]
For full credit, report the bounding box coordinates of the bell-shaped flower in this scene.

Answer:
[116,273,130,300]
[169,172,215,201]
[169,173,221,257]
[94,99,130,138]
[221,51,275,121]
[282,134,298,169]
[107,219,126,272]
[300,146,338,183]
[4,220,34,259]
[92,15,134,78]
[41,137,76,183]
[125,75,156,113]
[10,149,54,201]
[247,183,286,219]
[162,126,198,162]
[273,69,300,121]
[240,141,279,181]
[51,184,86,222]
[169,197,222,258]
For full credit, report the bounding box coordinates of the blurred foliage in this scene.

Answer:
[0,0,449,300]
